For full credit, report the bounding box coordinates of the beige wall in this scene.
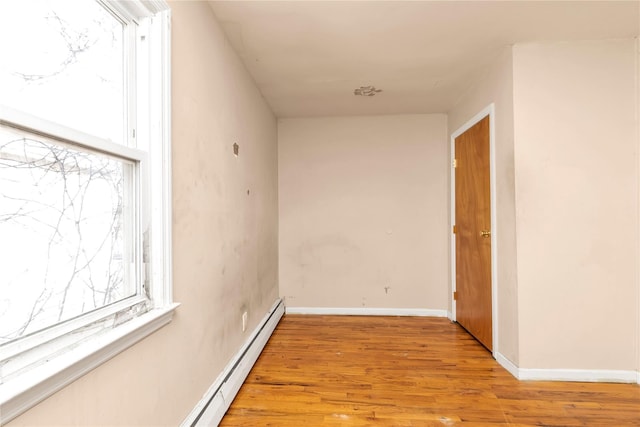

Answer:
[8,2,279,425]
[513,39,638,370]
[448,47,519,364]
[279,115,448,310]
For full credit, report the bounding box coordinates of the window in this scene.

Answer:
[0,1,174,423]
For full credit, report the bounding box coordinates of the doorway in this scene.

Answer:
[450,105,497,354]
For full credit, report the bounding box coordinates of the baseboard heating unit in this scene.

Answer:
[181,298,284,427]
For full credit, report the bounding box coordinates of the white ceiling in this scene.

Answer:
[208,1,639,118]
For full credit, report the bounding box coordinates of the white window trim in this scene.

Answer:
[0,306,177,423]
[0,2,175,423]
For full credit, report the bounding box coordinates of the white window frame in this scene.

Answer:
[0,1,175,423]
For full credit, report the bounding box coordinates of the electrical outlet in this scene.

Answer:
[242,311,248,332]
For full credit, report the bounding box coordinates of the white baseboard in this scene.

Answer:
[495,352,519,379]
[284,306,448,317]
[495,352,637,383]
[181,299,284,427]
[517,368,638,383]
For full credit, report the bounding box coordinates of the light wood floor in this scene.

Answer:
[220,315,640,426]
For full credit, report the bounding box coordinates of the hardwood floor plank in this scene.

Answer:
[220,315,640,426]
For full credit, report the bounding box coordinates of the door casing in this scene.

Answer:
[449,103,498,358]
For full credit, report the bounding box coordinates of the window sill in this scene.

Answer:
[0,303,180,424]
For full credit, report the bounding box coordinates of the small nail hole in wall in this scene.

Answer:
[247,189,250,195]
[233,143,239,157]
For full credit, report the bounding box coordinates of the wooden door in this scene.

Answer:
[454,115,492,351]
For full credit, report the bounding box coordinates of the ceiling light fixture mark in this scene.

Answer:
[354,86,382,96]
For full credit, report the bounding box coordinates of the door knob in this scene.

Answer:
[480,230,491,238]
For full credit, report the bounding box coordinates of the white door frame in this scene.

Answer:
[449,103,498,357]
[637,38,640,385]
